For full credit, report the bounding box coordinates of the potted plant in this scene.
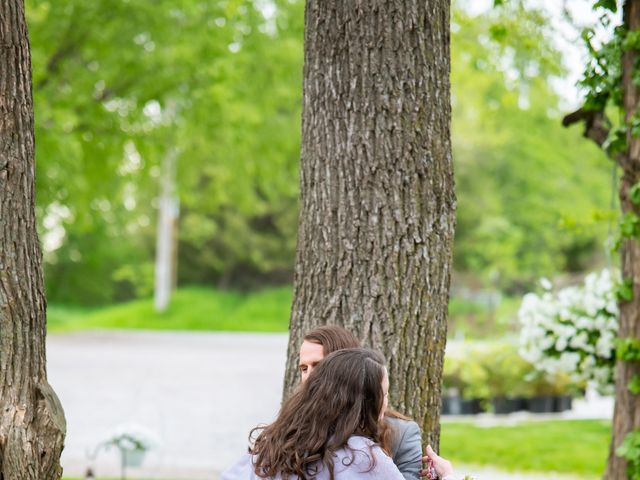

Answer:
[100,423,160,476]
[525,372,557,413]
[518,270,619,395]
[442,355,465,415]
[458,347,490,414]
[480,342,532,414]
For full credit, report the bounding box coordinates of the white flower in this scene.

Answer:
[539,277,553,290]
[555,337,568,352]
[559,351,580,371]
[517,269,620,390]
[569,331,589,350]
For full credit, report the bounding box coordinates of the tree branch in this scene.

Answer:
[562,108,611,148]
[35,11,87,91]
[562,107,629,168]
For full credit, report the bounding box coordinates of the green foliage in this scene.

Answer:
[479,342,535,397]
[47,286,292,332]
[29,0,615,303]
[444,341,580,400]
[616,337,640,362]
[579,25,624,111]
[619,212,640,239]
[630,183,640,204]
[594,0,618,14]
[28,0,304,303]
[623,30,640,51]
[603,125,628,155]
[631,117,640,138]
[441,419,610,477]
[615,277,635,302]
[452,5,612,290]
[628,375,640,395]
[443,350,491,399]
[616,430,640,480]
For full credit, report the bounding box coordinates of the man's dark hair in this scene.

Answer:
[303,325,361,355]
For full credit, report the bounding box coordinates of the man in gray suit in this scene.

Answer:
[298,326,424,480]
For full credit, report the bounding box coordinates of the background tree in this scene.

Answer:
[27,0,304,302]
[0,0,66,478]
[24,0,611,309]
[562,1,640,478]
[452,3,612,293]
[282,0,456,447]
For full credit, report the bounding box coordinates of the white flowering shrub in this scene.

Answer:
[518,269,619,392]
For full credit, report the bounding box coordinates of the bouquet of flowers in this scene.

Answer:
[518,269,619,392]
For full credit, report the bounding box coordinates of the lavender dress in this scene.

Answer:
[221,435,405,480]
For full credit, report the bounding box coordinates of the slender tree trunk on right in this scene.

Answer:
[0,1,66,478]
[604,2,640,478]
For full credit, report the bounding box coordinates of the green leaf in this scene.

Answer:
[603,125,627,155]
[631,118,640,138]
[619,212,640,238]
[616,338,640,362]
[616,278,634,302]
[628,375,640,395]
[624,29,640,51]
[616,430,640,479]
[594,0,617,13]
[631,183,640,204]
[489,24,508,43]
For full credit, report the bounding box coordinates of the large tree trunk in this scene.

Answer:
[0,1,66,479]
[283,0,455,448]
[605,2,640,478]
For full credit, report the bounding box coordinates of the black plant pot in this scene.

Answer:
[441,396,451,415]
[492,397,526,414]
[442,396,462,415]
[527,395,555,413]
[554,395,573,412]
[460,398,484,415]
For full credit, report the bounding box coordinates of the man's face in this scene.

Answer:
[299,340,325,383]
[380,369,389,421]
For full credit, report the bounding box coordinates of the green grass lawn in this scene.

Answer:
[48,286,292,332]
[440,419,611,478]
[49,285,523,335]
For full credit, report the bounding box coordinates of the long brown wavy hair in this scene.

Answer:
[250,348,387,479]
[301,325,410,454]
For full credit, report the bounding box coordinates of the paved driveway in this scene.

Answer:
[47,331,288,479]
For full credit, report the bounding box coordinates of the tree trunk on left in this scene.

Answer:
[0,1,66,479]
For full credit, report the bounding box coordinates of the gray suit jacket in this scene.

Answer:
[386,416,422,480]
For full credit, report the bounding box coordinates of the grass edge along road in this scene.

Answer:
[48,285,522,335]
[441,419,610,479]
[47,286,293,332]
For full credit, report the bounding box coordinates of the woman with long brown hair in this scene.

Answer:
[221,348,405,479]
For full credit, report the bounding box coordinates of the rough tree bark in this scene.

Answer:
[563,2,640,478]
[283,0,455,448]
[605,2,640,478]
[0,1,66,479]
